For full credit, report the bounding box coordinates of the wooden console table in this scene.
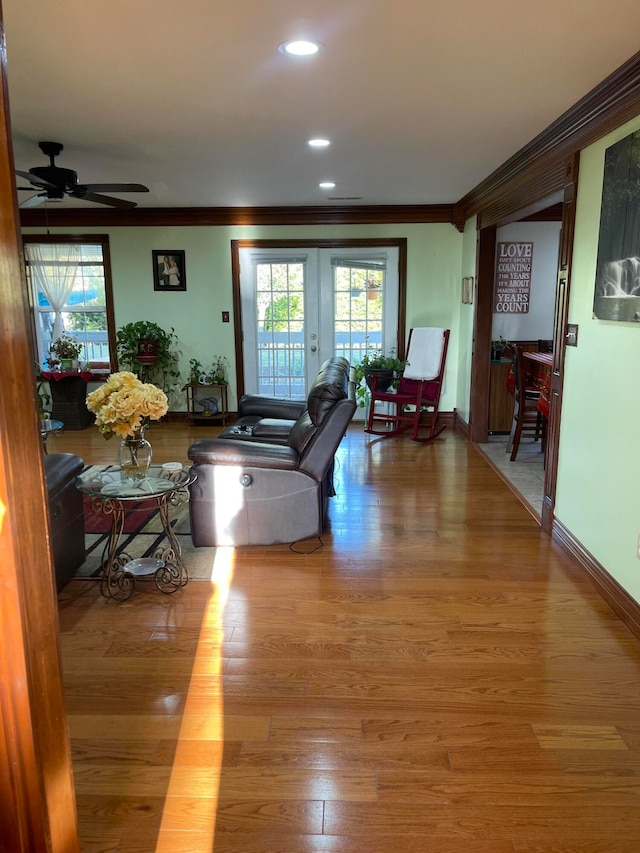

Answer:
[489,359,514,433]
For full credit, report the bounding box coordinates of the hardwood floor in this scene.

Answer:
[51,423,640,852]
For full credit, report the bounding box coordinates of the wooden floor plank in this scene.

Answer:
[52,423,640,851]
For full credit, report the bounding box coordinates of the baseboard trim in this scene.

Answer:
[453,409,469,439]
[169,409,457,428]
[351,410,455,433]
[458,424,640,640]
[552,518,640,641]
[165,411,237,424]
[436,411,455,429]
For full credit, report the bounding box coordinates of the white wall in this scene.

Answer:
[492,220,560,342]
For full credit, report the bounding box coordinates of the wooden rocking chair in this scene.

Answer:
[365,327,450,442]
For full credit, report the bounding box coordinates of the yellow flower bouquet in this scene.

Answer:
[86,371,168,439]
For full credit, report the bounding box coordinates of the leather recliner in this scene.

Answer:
[187,359,355,546]
[220,356,352,444]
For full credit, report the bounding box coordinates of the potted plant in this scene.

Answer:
[354,345,407,407]
[206,355,229,385]
[183,355,230,387]
[115,321,181,396]
[366,278,382,300]
[186,358,204,385]
[49,331,82,369]
[491,336,511,361]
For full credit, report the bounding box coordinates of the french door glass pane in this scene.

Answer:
[240,245,398,407]
[256,261,306,398]
[333,261,384,364]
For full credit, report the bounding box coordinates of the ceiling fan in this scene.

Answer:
[16,141,149,209]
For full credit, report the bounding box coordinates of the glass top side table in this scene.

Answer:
[40,418,64,453]
[76,464,196,601]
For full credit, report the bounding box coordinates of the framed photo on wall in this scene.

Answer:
[593,128,640,322]
[153,250,186,292]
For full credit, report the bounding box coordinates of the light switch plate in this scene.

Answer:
[566,323,578,346]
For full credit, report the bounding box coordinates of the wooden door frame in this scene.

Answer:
[231,238,407,402]
[0,7,80,850]
[542,153,579,530]
[469,225,496,445]
[469,156,578,534]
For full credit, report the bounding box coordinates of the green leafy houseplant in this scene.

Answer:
[183,355,230,387]
[187,358,204,384]
[206,355,229,385]
[354,345,407,407]
[49,331,82,364]
[491,336,511,361]
[115,321,181,396]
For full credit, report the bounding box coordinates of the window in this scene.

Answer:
[23,236,115,369]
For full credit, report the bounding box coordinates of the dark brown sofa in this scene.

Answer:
[44,452,85,590]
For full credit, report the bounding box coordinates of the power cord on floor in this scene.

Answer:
[289,536,324,555]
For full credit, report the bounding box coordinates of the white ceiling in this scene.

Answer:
[4,0,640,210]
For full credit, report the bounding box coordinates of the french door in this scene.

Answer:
[238,244,400,410]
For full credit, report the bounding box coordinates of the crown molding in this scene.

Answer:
[519,202,563,222]
[20,203,456,229]
[459,49,640,222]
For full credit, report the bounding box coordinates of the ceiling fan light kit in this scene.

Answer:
[16,141,149,208]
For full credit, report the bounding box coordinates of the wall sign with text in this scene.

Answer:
[494,242,533,313]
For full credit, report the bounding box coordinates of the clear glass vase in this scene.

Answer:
[119,425,152,478]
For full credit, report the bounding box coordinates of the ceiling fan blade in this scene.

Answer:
[78,183,149,193]
[70,190,138,209]
[16,169,55,189]
[19,194,47,208]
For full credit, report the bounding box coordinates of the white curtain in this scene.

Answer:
[25,243,81,340]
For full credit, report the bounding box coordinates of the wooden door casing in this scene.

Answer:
[541,152,579,532]
[0,8,80,851]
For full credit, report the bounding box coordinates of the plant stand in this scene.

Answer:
[42,372,94,430]
[185,383,228,426]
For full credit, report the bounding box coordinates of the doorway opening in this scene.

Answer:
[482,211,562,518]
[470,181,577,531]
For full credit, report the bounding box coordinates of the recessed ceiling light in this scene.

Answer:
[308,138,331,148]
[319,181,336,189]
[279,39,323,57]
